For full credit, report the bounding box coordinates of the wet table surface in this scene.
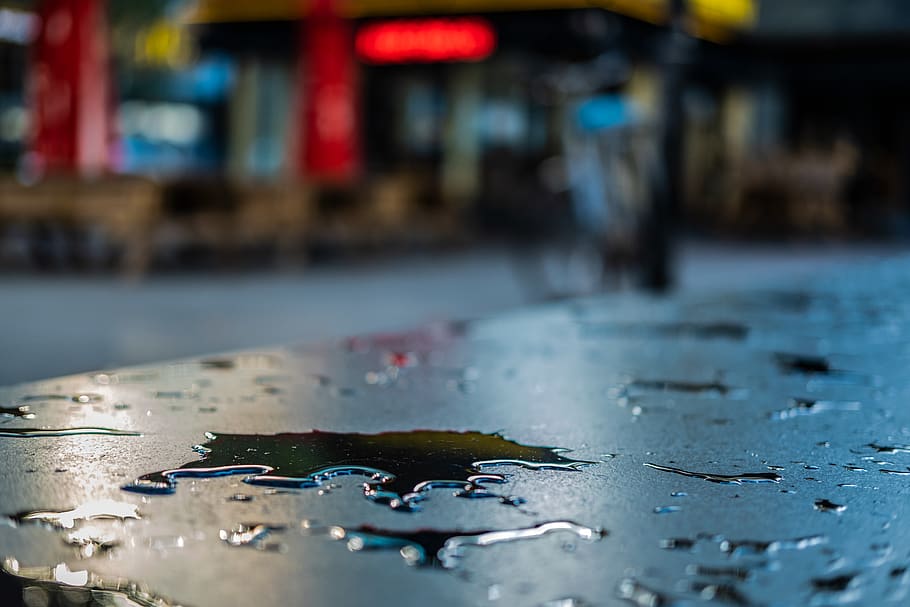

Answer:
[2,260,910,607]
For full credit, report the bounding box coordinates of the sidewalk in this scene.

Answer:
[1,240,906,385]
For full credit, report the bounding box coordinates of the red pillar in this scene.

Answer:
[297,0,360,183]
[29,0,110,175]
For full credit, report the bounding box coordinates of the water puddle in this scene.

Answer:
[0,406,33,421]
[770,398,861,420]
[8,500,140,530]
[0,558,184,607]
[625,379,746,399]
[866,443,910,454]
[7,501,141,560]
[17,394,103,404]
[661,532,827,557]
[581,322,749,340]
[63,527,120,558]
[774,353,870,385]
[329,521,605,569]
[644,463,782,485]
[0,427,140,438]
[124,430,594,511]
[814,499,846,514]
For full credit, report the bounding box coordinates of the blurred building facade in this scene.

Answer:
[1,0,909,275]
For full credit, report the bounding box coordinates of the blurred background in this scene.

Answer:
[1,0,909,385]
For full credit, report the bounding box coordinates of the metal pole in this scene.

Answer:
[640,0,688,292]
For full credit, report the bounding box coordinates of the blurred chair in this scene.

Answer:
[71,176,161,277]
[725,140,858,236]
[233,180,313,265]
[0,175,161,277]
[157,177,313,267]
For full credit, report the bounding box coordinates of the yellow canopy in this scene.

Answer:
[183,0,756,42]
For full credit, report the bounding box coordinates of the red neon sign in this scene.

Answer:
[356,18,496,64]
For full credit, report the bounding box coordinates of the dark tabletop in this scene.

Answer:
[1,259,909,606]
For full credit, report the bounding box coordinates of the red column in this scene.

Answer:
[297,0,360,183]
[29,0,110,175]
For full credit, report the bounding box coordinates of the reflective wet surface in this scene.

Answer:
[3,260,910,605]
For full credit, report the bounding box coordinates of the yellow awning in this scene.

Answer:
[183,0,756,41]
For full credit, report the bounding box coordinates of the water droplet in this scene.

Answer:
[879,468,910,475]
[775,353,831,375]
[686,564,753,582]
[539,597,593,607]
[0,405,34,420]
[330,521,605,569]
[616,578,681,607]
[660,537,697,551]
[812,573,857,592]
[770,398,861,420]
[64,527,120,558]
[154,389,198,400]
[146,535,187,550]
[365,371,389,385]
[219,523,286,551]
[720,534,827,557]
[653,505,681,514]
[644,462,781,484]
[0,427,140,438]
[124,430,595,511]
[689,580,754,606]
[867,442,910,454]
[199,358,234,370]
[814,499,846,514]
[482,584,500,601]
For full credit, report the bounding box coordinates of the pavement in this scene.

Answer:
[0,239,906,386]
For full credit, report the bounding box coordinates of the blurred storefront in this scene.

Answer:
[25,0,910,274]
